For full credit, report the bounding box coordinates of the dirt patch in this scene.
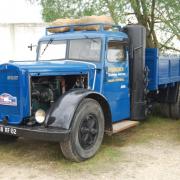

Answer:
[0,117,179,180]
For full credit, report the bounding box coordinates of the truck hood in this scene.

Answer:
[8,60,97,76]
[0,60,98,125]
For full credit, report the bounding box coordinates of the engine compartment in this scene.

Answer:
[31,74,88,117]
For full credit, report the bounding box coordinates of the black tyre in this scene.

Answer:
[160,103,170,118]
[0,134,18,142]
[170,89,180,119]
[60,98,104,162]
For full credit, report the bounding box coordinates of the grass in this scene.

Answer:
[0,116,179,173]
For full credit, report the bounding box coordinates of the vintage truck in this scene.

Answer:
[0,23,179,162]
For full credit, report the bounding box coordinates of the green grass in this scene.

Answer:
[0,116,179,172]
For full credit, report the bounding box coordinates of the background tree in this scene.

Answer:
[30,0,180,52]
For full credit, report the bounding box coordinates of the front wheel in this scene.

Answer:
[60,98,104,162]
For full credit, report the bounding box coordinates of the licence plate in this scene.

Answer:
[0,125,17,135]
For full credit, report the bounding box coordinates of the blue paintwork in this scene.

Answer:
[146,48,180,91]
[102,37,130,122]
[145,48,159,91]
[0,64,30,124]
[158,56,180,85]
[1,23,178,126]
[0,25,129,125]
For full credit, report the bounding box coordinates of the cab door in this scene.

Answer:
[102,39,130,122]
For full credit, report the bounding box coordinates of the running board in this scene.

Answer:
[106,120,139,135]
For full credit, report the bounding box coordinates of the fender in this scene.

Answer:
[44,89,112,130]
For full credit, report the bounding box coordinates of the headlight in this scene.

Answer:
[35,109,46,124]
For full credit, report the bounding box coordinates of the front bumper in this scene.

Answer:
[0,124,70,142]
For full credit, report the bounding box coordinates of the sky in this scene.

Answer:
[0,0,43,23]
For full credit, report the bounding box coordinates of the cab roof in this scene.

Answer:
[39,23,128,42]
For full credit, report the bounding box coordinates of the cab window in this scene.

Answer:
[107,41,126,62]
[69,38,101,62]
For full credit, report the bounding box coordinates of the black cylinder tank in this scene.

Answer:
[124,25,147,120]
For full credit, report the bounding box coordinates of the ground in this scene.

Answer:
[0,116,179,180]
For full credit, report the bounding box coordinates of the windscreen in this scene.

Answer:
[38,38,101,62]
[69,39,101,61]
[39,40,67,61]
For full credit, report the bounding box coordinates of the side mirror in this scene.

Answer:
[28,44,37,51]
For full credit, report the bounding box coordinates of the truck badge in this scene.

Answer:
[0,93,17,106]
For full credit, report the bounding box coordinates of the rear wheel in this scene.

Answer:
[170,88,180,119]
[160,103,170,118]
[60,98,104,162]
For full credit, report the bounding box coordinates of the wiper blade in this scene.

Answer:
[84,35,99,43]
[41,39,53,55]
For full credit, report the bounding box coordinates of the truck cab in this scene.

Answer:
[36,27,130,122]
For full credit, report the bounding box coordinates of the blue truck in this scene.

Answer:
[0,23,179,162]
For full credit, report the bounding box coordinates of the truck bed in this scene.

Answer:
[146,48,180,91]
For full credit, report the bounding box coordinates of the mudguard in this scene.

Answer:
[44,89,111,130]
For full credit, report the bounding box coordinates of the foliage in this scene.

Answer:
[39,0,127,23]
[128,0,180,51]
[30,0,180,52]
[156,0,180,51]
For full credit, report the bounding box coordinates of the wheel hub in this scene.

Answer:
[78,114,99,150]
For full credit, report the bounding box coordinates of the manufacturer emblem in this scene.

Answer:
[0,93,17,106]
[7,76,18,80]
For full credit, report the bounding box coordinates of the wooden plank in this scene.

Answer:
[112,120,139,134]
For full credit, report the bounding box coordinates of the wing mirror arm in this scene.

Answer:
[28,43,37,51]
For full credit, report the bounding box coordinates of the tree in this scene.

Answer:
[30,0,180,52]
[156,0,180,51]
[128,0,180,51]
[39,0,126,23]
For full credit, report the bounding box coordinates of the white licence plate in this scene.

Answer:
[0,126,17,135]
